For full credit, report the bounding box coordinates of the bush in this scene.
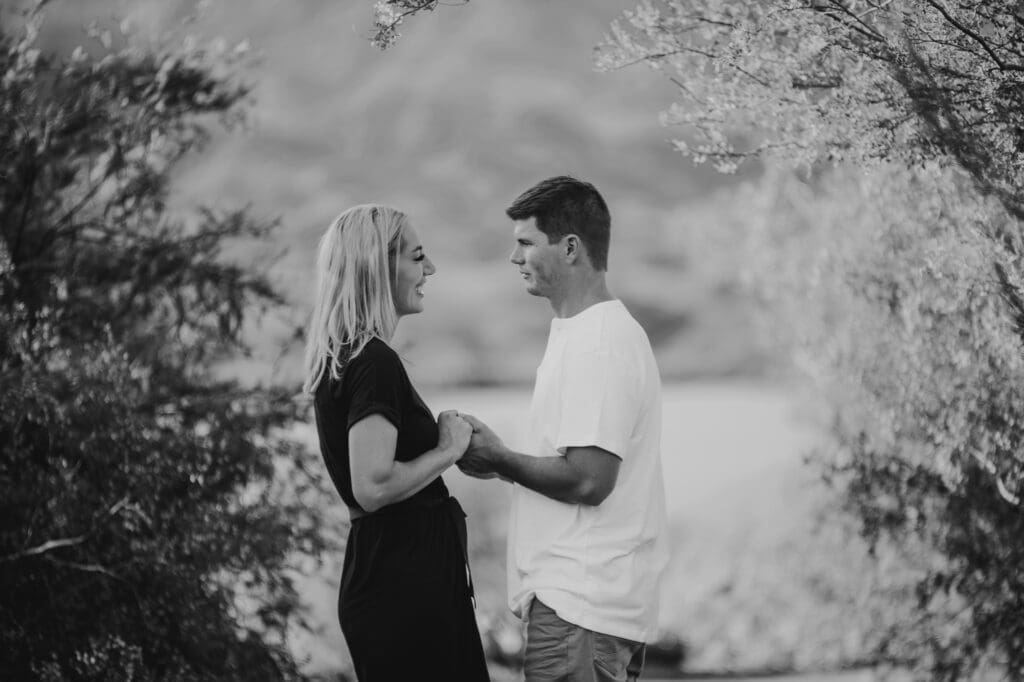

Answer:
[0,5,331,679]
[741,164,1024,680]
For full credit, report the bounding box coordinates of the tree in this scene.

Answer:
[595,2,1024,679]
[596,2,1024,209]
[0,4,332,679]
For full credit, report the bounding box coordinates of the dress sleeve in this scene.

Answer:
[554,349,639,460]
[345,344,404,431]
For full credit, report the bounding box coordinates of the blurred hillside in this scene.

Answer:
[31,0,770,387]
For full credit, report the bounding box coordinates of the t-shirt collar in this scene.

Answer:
[550,299,621,331]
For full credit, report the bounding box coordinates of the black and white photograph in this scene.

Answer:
[3,1,1023,681]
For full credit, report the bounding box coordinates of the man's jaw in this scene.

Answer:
[518,269,546,297]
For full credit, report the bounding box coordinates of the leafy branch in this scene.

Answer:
[370,0,469,49]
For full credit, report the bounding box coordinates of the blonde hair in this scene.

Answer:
[303,204,407,394]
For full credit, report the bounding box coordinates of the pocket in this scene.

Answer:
[525,600,577,681]
[592,631,639,680]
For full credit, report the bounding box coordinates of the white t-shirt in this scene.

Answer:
[507,299,669,643]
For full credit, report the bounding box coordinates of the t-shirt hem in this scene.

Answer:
[347,403,401,431]
[554,438,628,460]
[515,588,657,644]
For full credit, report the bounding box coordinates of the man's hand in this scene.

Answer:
[456,413,505,480]
[463,414,504,452]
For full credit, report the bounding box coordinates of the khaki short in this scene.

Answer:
[524,598,646,682]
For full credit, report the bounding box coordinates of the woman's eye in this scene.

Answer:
[414,255,426,262]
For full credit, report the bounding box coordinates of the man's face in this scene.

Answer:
[509,217,564,299]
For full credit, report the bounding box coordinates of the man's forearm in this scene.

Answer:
[490,446,601,505]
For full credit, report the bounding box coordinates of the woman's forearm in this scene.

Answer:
[356,444,458,512]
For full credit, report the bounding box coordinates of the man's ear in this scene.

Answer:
[564,235,581,263]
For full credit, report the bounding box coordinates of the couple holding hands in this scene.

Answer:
[304,176,669,682]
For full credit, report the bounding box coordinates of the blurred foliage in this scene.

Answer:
[741,165,1024,680]
[369,0,461,50]
[593,1,1024,679]
[660,483,904,674]
[0,3,334,679]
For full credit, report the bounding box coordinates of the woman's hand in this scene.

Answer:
[437,410,473,461]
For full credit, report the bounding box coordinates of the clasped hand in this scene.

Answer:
[437,410,505,479]
[457,413,506,480]
[437,409,473,457]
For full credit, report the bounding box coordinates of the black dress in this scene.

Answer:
[313,338,490,681]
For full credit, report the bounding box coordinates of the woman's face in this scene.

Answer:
[391,224,436,317]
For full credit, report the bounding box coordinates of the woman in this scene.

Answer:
[304,204,490,681]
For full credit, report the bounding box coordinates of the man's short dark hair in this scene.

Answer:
[506,176,611,271]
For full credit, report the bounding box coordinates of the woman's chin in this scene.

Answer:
[397,302,425,316]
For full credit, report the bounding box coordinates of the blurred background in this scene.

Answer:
[36,0,769,388]
[14,1,981,680]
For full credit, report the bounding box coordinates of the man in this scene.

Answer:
[459,176,669,682]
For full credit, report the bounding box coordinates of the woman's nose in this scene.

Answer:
[425,256,436,275]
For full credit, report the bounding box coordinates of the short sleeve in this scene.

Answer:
[554,350,639,459]
[344,344,404,431]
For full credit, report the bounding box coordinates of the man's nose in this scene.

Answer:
[510,248,523,265]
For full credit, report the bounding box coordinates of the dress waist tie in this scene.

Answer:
[347,495,475,605]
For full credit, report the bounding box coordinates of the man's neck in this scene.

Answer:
[550,275,613,318]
